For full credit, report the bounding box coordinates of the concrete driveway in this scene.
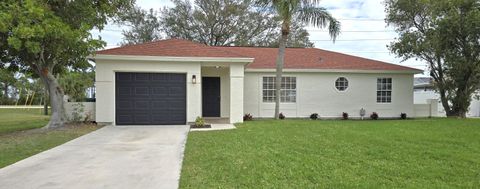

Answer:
[0,125,190,189]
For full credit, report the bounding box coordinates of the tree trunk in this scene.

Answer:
[440,89,471,118]
[452,88,471,118]
[274,23,289,119]
[38,68,66,128]
[437,86,454,116]
[43,85,49,116]
[438,87,464,117]
[3,83,8,99]
[457,109,467,118]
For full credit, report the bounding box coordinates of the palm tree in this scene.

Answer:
[260,0,340,119]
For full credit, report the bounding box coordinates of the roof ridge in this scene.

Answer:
[171,41,250,57]
[210,46,251,58]
[217,46,308,49]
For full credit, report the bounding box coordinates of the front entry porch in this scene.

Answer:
[201,66,230,123]
[200,65,243,123]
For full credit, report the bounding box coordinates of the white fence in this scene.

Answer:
[64,102,96,121]
[414,90,480,117]
[413,99,438,117]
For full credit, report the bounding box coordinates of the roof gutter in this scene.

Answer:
[90,54,254,64]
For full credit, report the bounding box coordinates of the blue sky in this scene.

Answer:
[91,0,427,75]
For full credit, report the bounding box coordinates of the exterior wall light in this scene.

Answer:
[192,75,197,84]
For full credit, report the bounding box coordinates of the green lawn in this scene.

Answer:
[0,108,100,168]
[0,108,49,134]
[180,119,480,188]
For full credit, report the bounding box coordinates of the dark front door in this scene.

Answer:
[115,72,186,125]
[202,77,221,117]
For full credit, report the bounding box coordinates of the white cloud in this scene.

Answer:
[91,0,427,75]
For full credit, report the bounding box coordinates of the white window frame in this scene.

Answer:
[377,78,392,103]
[262,76,296,103]
[335,77,349,92]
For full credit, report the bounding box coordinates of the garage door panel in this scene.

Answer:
[134,101,150,110]
[117,87,132,96]
[151,87,168,97]
[134,114,151,124]
[116,72,186,125]
[152,74,168,81]
[168,111,186,118]
[168,100,185,110]
[134,73,150,81]
[168,74,186,82]
[117,73,132,81]
[117,101,133,110]
[151,101,168,110]
[151,114,170,122]
[134,87,149,96]
[151,114,185,125]
[169,88,184,97]
[117,115,133,124]
[168,114,186,123]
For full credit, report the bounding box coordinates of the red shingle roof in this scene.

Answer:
[218,46,420,71]
[97,39,247,58]
[97,39,420,72]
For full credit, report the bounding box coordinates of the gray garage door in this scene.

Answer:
[115,72,186,125]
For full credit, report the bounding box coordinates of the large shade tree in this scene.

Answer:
[118,6,162,46]
[0,0,134,128]
[158,0,315,47]
[385,0,480,117]
[258,0,340,119]
[160,0,279,46]
[119,0,316,47]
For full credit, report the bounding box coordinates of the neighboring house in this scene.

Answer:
[92,39,422,125]
[414,77,480,117]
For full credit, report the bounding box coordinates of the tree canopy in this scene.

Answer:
[119,0,315,47]
[0,0,134,127]
[118,6,162,46]
[385,0,480,117]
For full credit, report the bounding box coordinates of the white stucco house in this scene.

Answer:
[92,39,422,125]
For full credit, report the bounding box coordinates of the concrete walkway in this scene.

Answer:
[190,123,236,131]
[0,125,190,189]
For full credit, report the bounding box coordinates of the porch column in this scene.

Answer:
[229,64,244,123]
[187,70,202,123]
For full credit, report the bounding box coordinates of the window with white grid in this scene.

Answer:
[335,77,349,91]
[377,78,392,103]
[262,77,296,103]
